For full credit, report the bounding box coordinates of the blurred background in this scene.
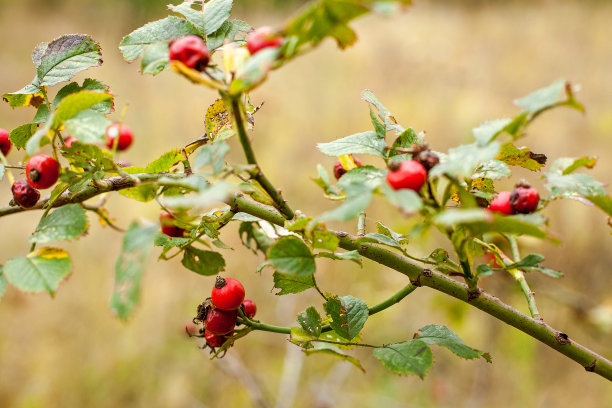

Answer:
[1,0,612,407]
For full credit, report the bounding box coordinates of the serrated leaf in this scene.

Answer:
[497,143,547,171]
[110,223,157,319]
[318,131,387,158]
[146,149,183,173]
[203,0,233,35]
[515,80,584,116]
[373,340,433,378]
[324,295,368,340]
[64,109,111,143]
[586,195,612,218]
[120,16,200,62]
[140,42,170,75]
[298,306,322,337]
[430,142,501,178]
[505,253,545,270]
[319,189,372,221]
[389,128,423,161]
[193,141,230,174]
[303,342,365,372]
[532,266,563,278]
[205,98,231,140]
[9,123,38,149]
[415,324,491,362]
[3,247,71,294]
[361,90,404,134]
[381,183,423,213]
[434,209,547,239]
[316,250,362,265]
[312,164,344,200]
[52,91,113,129]
[2,78,45,108]
[545,172,605,198]
[472,118,512,146]
[267,236,315,277]
[181,247,225,276]
[472,160,511,180]
[230,47,280,95]
[33,104,50,123]
[337,165,386,191]
[29,204,88,243]
[552,156,598,175]
[272,272,315,295]
[206,19,251,51]
[169,1,205,35]
[36,34,102,87]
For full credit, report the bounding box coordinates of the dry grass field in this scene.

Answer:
[0,1,611,407]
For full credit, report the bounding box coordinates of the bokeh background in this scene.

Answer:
[1,1,611,407]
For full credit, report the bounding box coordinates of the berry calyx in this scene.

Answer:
[160,211,185,238]
[510,183,539,214]
[488,191,514,215]
[211,276,245,311]
[169,35,210,71]
[11,180,40,208]
[204,331,226,348]
[0,128,11,156]
[386,160,427,191]
[105,123,134,151]
[242,299,257,319]
[246,26,284,55]
[205,308,238,336]
[25,154,59,189]
[334,156,362,180]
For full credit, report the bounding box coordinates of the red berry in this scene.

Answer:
[64,137,77,148]
[105,123,133,151]
[386,160,427,191]
[205,308,238,335]
[160,211,185,238]
[204,331,226,348]
[25,154,59,189]
[0,128,11,156]
[484,253,502,269]
[488,191,514,215]
[211,276,245,311]
[11,180,40,208]
[169,35,210,70]
[242,299,257,319]
[510,185,539,214]
[246,26,283,55]
[334,157,362,180]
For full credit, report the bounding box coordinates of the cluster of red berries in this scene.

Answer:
[488,183,540,215]
[386,145,440,192]
[168,27,284,72]
[191,276,256,350]
[4,123,133,209]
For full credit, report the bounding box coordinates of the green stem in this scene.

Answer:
[505,234,542,320]
[229,96,294,220]
[368,283,418,315]
[237,317,291,334]
[357,211,366,236]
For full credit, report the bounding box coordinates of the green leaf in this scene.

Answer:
[312,229,340,251]
[318,131,387,158]
[53,78,113,113]
[3,247,71,294]
[239,222,274,254]
[515,80,584,116]
[381,183,423,213]
[35,34,103,87]
[430,142,501,178]
[181,247,226,276]
[318,189,372,221]
[545,172,606,198]
[497,143,547,171]
[116,167,157,202]
[505,253,545,270]
[472,118,512,146]
[203,0,233,35]
[434,209,547,239]
[532,267,563,278]
[2,78,45,109]
[312,164,344,200]
[361,90,404,134]
[303,342,365,372]
[415,324,491,362]
[0,266,6,301]
[9,124,38,150]
[268,236,315,277]
[25,119,53,156]
[230,47,280,95]
[110,223,157,319]
[373,340,433,378]
[29,204,88,244]
[586,195,612,218]
[206,19,251,51]
[193,141,230,175]
[290,327,360,349]
[471,160,511,180]
[52,91,113,129]
[146,149,183,173]
[336,165,386,191]
[140,42,170,75]
[119,16,200,62]
[298,306,322,337]
[324,295,368,340]
[316,250,362,265]
[64,109,111,143]
[552,156,598,175]
[272,272,315,295]
[389,128,423,161]
[169,1,205,35]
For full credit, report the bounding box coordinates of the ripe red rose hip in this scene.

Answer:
[386,160,427,191]
[160,211,185,238]
[510,184,539,214]
[204,330,226,348]
[205,308,238,336]
[0,128,11,156]
[334,157,362,180]
[105,123,133,151]
[242,299,257,319]
[11,180,40,208]
[246,26,284,55]
[488,191,514,215]
[169,35,210,70]
[26,154,59,189]
[211,276,245,311]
